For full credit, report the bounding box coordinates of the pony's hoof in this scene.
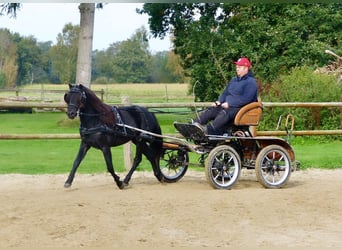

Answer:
[118,181,128,190]
[158,175,165,183]
[64,182,72,188]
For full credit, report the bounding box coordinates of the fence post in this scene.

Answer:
[164,84,169,102]
[122,96,132,171]
[40,83,44,101]
[100,89,104,101]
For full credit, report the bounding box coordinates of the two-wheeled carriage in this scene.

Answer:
[157,101,298,189]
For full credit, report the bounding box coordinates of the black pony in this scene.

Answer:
[63,84,164,189]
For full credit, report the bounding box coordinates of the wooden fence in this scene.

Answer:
[0,101,341,138]
[1,101,341,170]
[0,88,105,101]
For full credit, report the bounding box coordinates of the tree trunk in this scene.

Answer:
[75,3,95,88]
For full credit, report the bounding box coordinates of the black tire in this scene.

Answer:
[205,145,241,189]
[255,145,291,188]
[160,148,189,183]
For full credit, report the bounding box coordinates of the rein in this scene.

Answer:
[79,110,109,117]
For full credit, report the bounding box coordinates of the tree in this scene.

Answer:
[49,23,79,83]
[150,51,186,83]
[1,3,97,88]
[139,3,342,101]
[261,66,342,131]
[0,28,18,88]
[0,28,55,86]
[106,27,152,83]
[0,3,20,17]
[13,34,45,85]
[75,3,95,87]
[36,41,54,83]
[150,51,170,83]
[92,49,114,83]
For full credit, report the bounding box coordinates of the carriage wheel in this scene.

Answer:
[160,148,189,183]
[255,145,291,189]
[205,145,241,189]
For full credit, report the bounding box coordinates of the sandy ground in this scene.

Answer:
[0,169,341,248]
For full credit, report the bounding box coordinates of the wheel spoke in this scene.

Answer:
[214,171,220,181]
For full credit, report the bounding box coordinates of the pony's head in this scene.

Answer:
[64,84,87,119]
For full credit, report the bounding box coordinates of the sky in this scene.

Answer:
[0,3,172,53]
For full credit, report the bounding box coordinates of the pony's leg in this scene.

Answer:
[122,145,143,186]
[64,141,90,188]
[142,145,164,182]
[123,143,164,185]
[101,147,124,189]
[150,156,164,183]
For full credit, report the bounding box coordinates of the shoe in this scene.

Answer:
[193,122,208,135]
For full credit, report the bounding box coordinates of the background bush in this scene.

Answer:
[259,66,342,131]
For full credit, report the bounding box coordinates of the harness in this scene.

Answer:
[79,106,129,137]
[112,106,127,135]
[67,86,138,138]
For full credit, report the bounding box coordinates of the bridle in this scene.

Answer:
[67,86,87,112]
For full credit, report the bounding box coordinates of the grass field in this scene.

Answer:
[0,83,193,103]
[0,84,341,174]
[0,112,341,174]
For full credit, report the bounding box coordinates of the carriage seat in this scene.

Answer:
[234,101,263,126]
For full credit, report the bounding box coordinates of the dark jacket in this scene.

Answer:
[218,70,258,108]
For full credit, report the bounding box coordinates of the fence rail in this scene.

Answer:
[1,101,342,109]
[1,101,341,170]
[0,101,341,139]
[0,88,105,100]
[1,129,341,140]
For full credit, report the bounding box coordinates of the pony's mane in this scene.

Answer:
[80,85,105,108]
[79,85,114,124]
[82,85,101,102]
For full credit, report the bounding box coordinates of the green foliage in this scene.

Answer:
[95,26,152,83]
[14,35,46,85]
[0,72,6,88]
[49,23,79,83]
[92,50,114,82]
[268,66,341,102]
[150,51,186,83]
[0,29,18,87]
[259,66,341,131]
[140,3,342,101]
[92,28,186,84]
[2,3,341,89]
[0,3,21,17]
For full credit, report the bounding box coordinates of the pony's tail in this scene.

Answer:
[148,112,163,154]
[136,105,163,155]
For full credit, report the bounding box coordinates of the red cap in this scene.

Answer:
[233,57,251,68]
